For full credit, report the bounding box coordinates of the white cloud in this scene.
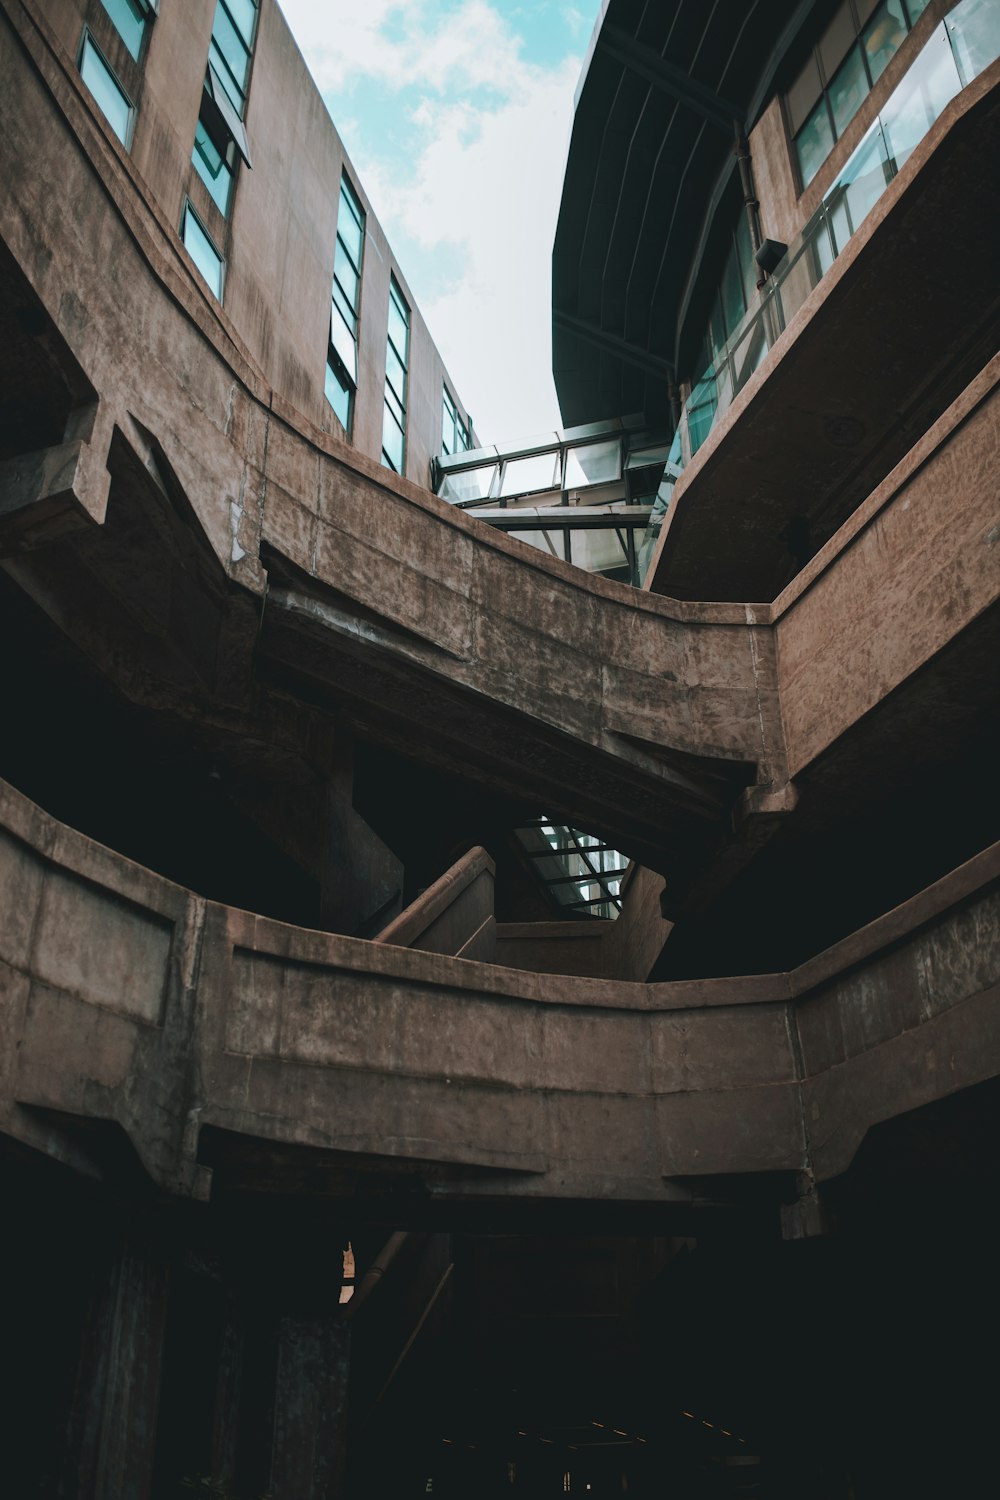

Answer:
[279,0,583,444]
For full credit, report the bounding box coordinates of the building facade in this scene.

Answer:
[0,0,998,1496]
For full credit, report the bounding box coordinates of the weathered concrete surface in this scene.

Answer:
[1,0,995,921]
[375,846,496,962]
[774,354,1000,780]
[649,60,1000,603]
[496,865,670,980]
[3,778,998,1203]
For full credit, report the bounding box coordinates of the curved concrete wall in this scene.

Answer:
[3,778,998,1205]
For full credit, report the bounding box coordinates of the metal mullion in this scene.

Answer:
[543,870,629,888]
[524,844,620,859]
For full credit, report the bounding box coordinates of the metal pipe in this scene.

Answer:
[345,1230,409,1320]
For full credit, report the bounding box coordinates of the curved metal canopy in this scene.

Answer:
[552,0,822,427]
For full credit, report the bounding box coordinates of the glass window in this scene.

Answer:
[499,452,560,497]
[325,360,351,431]
[329,305,358,383]
[828,43,870,134]
[796,96,837,185]
[438,464,497,504]
[193,116,233,215]
[442,387,470,456]
[99,0,146,61]
[79,35,132,146]
[564,439,621,488]
[382,406,404,473]
[381,278,409,472]
[864,0,908,83]
[209,0,258,117]
[820,1,857,77]
[182,203,224,300]
[787,52,823,133]
[788,0,927,188]
[327,175,365,430]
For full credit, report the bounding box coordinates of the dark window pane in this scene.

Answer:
[819,1,857,79]
[796,96,836,185]
[719,241,746,341]
[787,53,822,134]
[864,0,907,84]
[829,43,870,135]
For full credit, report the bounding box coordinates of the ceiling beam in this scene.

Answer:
[553,308,674,379]
[599,24,743,134]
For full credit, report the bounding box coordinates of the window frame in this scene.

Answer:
[381,276,410,473]
[77,27,135,148]
[181,198,226,302]
[326,173,367,436]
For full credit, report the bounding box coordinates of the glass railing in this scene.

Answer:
[434,416,672,586]
[638,0,1000,582]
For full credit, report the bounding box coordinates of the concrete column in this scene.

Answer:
[270,1314,352,1499]
[67,1239,169,1500]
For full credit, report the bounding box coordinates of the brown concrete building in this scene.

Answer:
[0,0,998,1495]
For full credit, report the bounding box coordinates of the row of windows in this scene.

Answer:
[787,0,932,186]
[75,0,471,476]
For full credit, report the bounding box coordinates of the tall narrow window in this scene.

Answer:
[194,0,255,218]
[208,0,258,120]
[78,32,134,146]
[326,175,365,433]
[98,0,152,62]
[442,386,471,456]
[382,278,409,473]
[182,201,224,301]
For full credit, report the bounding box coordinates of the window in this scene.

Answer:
[98,0,152,62]
[381,278,409,473]
[442,387,470,456]
[78,32,133,146]
[209,0,258,119]
[192,113,235,215]
[326,174,366,433]
[787,0,930,187]
[182,201,224,300]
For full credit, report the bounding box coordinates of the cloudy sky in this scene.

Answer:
[278,0,590,445]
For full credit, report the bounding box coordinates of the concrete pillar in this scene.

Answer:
[270,1314,352,1499]
[67,1239,169,1500]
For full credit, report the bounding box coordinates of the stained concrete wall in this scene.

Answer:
[3,776,999,1204]
[24,0,474,483]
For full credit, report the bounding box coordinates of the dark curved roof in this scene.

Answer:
[552,0,821,427]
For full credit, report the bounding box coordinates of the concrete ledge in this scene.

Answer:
[1,779,997,1202]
